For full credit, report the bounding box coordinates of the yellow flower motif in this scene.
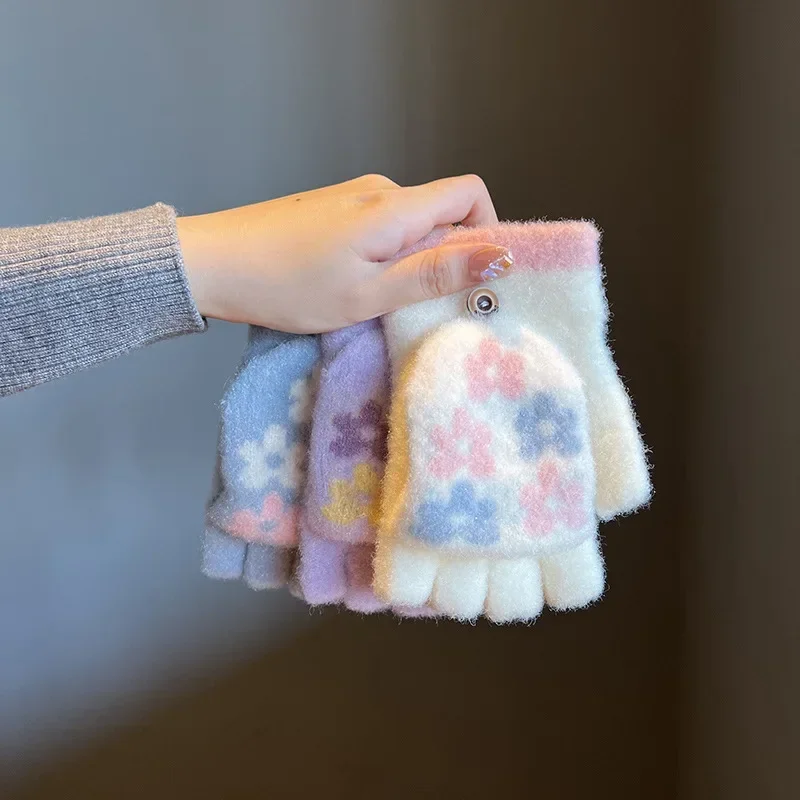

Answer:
[322,463,381,527]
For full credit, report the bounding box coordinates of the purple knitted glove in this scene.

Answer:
[298,321,390,610]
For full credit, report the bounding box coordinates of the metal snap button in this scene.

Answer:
[467,287,499,317]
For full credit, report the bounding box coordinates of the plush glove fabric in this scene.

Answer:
[202,221,651,627]
[297,321,389,610]
[374,221,651,622]
[203,327,320,590]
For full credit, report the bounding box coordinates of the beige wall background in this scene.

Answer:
[0,1,794,797]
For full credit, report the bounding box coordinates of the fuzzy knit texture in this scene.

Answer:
[202,327,320,590]
[295,322,438,617]
[202,527,293,591]
[298,320,390,611]
[374,221,651,623]
[0,203,205,396]
[302,321,389,546]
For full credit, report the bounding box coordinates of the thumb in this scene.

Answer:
[375,243,514,313]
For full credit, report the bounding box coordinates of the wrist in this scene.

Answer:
[177,215,217,319]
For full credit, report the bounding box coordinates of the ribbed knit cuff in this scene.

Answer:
[0,203,206,395]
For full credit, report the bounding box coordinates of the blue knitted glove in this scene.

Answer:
[203,327,320,590]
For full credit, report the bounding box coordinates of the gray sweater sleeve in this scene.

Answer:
[0,203,206,396]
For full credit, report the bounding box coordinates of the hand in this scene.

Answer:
[177,174,513,333]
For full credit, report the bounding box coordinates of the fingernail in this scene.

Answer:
[469,246,514,283]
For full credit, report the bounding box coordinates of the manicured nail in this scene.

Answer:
[469,246,514,283]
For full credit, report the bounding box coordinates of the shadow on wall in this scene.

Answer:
[8,586,671,799]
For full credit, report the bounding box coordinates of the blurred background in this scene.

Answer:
[0,1,795,797]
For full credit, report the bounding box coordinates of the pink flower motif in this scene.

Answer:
[259,493,298,546]
[465,338,525,403]
[228,493,298,546]
[429,408,495,479]
[520,461,587,538]
[228,509,265,541]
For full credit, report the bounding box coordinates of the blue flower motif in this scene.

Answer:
[516,392,582,460]
[412,480,499,546]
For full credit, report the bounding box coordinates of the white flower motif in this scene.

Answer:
[238,424,304,490]
[289,374,314,424]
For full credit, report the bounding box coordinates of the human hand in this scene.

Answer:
[177,174,513,333]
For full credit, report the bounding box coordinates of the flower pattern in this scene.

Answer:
[289,374,314,424]
[465,338,525,403]
[228,492,298,546]
[520,461,587,538]
[238,424,305,491]
[412,480,499,546]
[329,400,387,461]
[515,392,582,460]
[321,463,382,527]
[428,408,495,479]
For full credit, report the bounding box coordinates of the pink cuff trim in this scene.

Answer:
[444,221,600,272]
[402,220,600,272]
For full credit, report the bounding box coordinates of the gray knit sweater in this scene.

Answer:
[0,204,206,396]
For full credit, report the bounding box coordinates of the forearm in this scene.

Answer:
[0,175,504,395]
[0,203,205,396]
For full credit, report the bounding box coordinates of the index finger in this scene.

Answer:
[390,174,499,251]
